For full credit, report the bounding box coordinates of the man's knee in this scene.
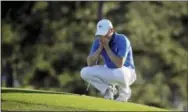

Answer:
[80,66,91,80]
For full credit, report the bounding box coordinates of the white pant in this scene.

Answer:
[80,65,136,98]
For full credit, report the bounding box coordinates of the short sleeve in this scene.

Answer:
[117,35,130,58]
[89,38,100,55]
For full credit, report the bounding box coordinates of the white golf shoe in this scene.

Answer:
[104,86,115,100]
[115,87,131,102]
[115,94,131,102]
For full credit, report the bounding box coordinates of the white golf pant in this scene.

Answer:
[80,65,136,99]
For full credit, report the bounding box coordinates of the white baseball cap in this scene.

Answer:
[95,19,113,36]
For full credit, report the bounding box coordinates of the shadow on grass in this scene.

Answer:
[1,88,77,95]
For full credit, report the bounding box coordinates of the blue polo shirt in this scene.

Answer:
[89,32,135,69]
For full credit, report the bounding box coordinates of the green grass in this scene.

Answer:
[2,88,169,111]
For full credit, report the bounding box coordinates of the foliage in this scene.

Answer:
[1,1,188,110]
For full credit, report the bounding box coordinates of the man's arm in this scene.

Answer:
[87,39,103,66]
[101,36,129,68]
[105,46,125,68]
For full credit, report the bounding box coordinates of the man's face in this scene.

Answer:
[105,28,114,39]
[98,28,114,40]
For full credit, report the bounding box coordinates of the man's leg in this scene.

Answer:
[112,66,133,102]
[80,65,117,98]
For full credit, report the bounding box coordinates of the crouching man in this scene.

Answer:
[80,19,136,102]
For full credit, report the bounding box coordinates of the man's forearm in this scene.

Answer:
[87,48,102,66]
[105,46,124,68]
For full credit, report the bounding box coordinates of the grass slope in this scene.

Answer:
[2,88,169,111]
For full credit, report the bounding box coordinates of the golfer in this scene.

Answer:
[80,19,136,102]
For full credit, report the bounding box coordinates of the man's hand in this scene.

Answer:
[98,38,104,51]
[100,37,110,50]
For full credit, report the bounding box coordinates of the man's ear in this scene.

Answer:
[110,28,114,36]
[112,28,115,32]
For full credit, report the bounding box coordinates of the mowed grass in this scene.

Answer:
[2,88,169,111]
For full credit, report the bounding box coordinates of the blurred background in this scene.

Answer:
[1,1,188,111]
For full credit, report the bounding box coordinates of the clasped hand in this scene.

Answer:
[99,36,110,50]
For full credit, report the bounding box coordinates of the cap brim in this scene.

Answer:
[95,29,108,36]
